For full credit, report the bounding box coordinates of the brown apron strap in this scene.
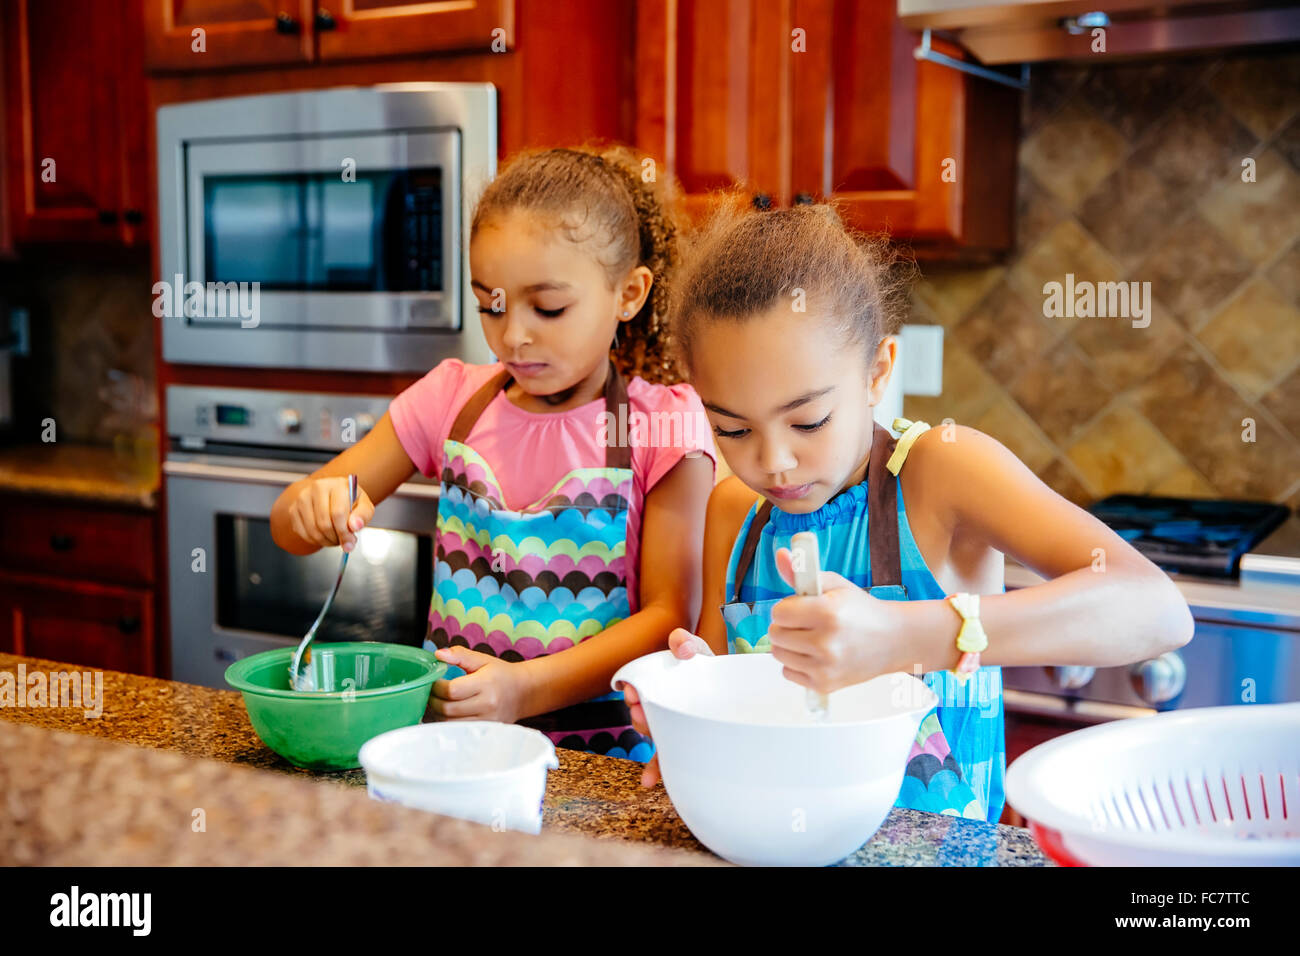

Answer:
[448,368,512,444]
[867,421,903,588]
[729,499,774,604]
[602,361,632,471]
[446,360,631,472]
[729,421,905,601]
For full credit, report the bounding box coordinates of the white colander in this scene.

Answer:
[1006,701,1300,866]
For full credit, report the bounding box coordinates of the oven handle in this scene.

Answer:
[162,459,441,501]
[1002,689,1156,723]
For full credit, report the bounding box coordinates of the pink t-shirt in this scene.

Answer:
[388,359,717,612]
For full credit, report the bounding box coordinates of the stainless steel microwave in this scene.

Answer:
[156,85,498,372]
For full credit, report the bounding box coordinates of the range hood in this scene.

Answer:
[899,1,1300,64]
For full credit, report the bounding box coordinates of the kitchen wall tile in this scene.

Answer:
[1021,62,1089,134]
[1125,91,1257,202]
[972,393,1056,474]
[1076,162,1185,269]
[1067,295,1184,393]
[1008,341,1110,447]
[1136,215,1254,328]
[1267,238,1300,306]
[1197,148,1300,267]
[1065,401,1188,496]
[1149,463,1218,498]
[1261,366,1300,443]
[1081,58,1211,143]
[1019,102,1127,212]
[952,281,1056,384]
[911,263,1005,329]
[1006,218,1126,334]
[1274,113,1300,173]
[1206,49,1300,142]
[1014,171,1067,255]
[1195,278,1300,397]
[909,54,1300,505]
[1131,344,1300,500]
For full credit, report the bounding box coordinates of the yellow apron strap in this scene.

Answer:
[887,417,930,475]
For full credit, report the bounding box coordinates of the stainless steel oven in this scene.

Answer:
[164,386,440,688]
[156,84,497,372]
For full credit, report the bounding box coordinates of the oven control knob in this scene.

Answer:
[1045,665,1095,690]
[277,408,302,435]
[1129,651,1186,706]
[355,412,376,437]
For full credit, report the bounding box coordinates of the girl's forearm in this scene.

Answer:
[899,564,1194,675]
[516,603,681,717]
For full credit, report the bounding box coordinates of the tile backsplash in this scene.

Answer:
[904,48,1300,511]
[1,259,155,445]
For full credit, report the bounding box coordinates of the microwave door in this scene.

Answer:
[183,130,461,333]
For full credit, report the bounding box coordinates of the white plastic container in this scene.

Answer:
[1006,701,1300,866]
[358,721,559,834]
[612,650,938,866]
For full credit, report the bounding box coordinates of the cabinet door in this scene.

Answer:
[315,0,515,60]
[792,1,1017,251]
[0,575,155,676]
[636,0,791,222]
[2,0,124,243]
[144,0,314,70]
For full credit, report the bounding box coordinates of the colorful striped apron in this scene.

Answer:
[720,419,1006,821]
[423,359,654,762]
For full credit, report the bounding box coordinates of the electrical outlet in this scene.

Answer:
[900,324,942,396]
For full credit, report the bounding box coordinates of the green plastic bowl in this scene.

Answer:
[224,642,447,770]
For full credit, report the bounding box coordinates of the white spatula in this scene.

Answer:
[790,531,829,720]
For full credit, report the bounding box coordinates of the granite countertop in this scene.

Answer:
[0,653,1051,866]
[0,442,158,508]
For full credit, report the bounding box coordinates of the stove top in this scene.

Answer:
[1087,494,1291,578]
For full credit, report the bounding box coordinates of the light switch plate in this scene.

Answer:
[900,324,943,396]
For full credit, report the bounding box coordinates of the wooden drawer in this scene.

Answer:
[0,499,155,586]
[0,573,154,675]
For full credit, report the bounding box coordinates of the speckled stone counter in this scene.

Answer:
[0,443,158,508]
[0,653,1051,866]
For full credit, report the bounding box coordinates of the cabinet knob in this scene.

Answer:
[275,12,300,34]
[97,210,118,225]
[49,533,75,552]
[117,616,141,635]
[123,209,144,225]
[794,192,815,205]
[315,8,337,30]
[751,193,772,210]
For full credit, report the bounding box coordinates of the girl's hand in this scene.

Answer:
[620,627,712,788]
[284,476,375,552]
[428,647,532,724]
[767,547,907,694]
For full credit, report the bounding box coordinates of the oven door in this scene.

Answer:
[184,130,460,333]
[165,457,439,689]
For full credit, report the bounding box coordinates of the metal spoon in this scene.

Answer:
[790,531,829,720]
[289,474,358,692]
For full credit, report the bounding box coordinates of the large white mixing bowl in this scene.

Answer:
[613,650,938,866]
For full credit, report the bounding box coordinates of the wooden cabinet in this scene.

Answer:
[2,0,150,247]
[0,576,154,676]
[144,0,515,71]
[636,0,1018,255]
[0,497,157,675]
[144,0,314,71]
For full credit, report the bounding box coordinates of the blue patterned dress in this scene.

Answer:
[720,419,1007,822]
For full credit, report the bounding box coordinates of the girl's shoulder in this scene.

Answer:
[623,376,717,490]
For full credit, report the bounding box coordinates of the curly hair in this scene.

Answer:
[668,189,916,377]
[470,143,685,384]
